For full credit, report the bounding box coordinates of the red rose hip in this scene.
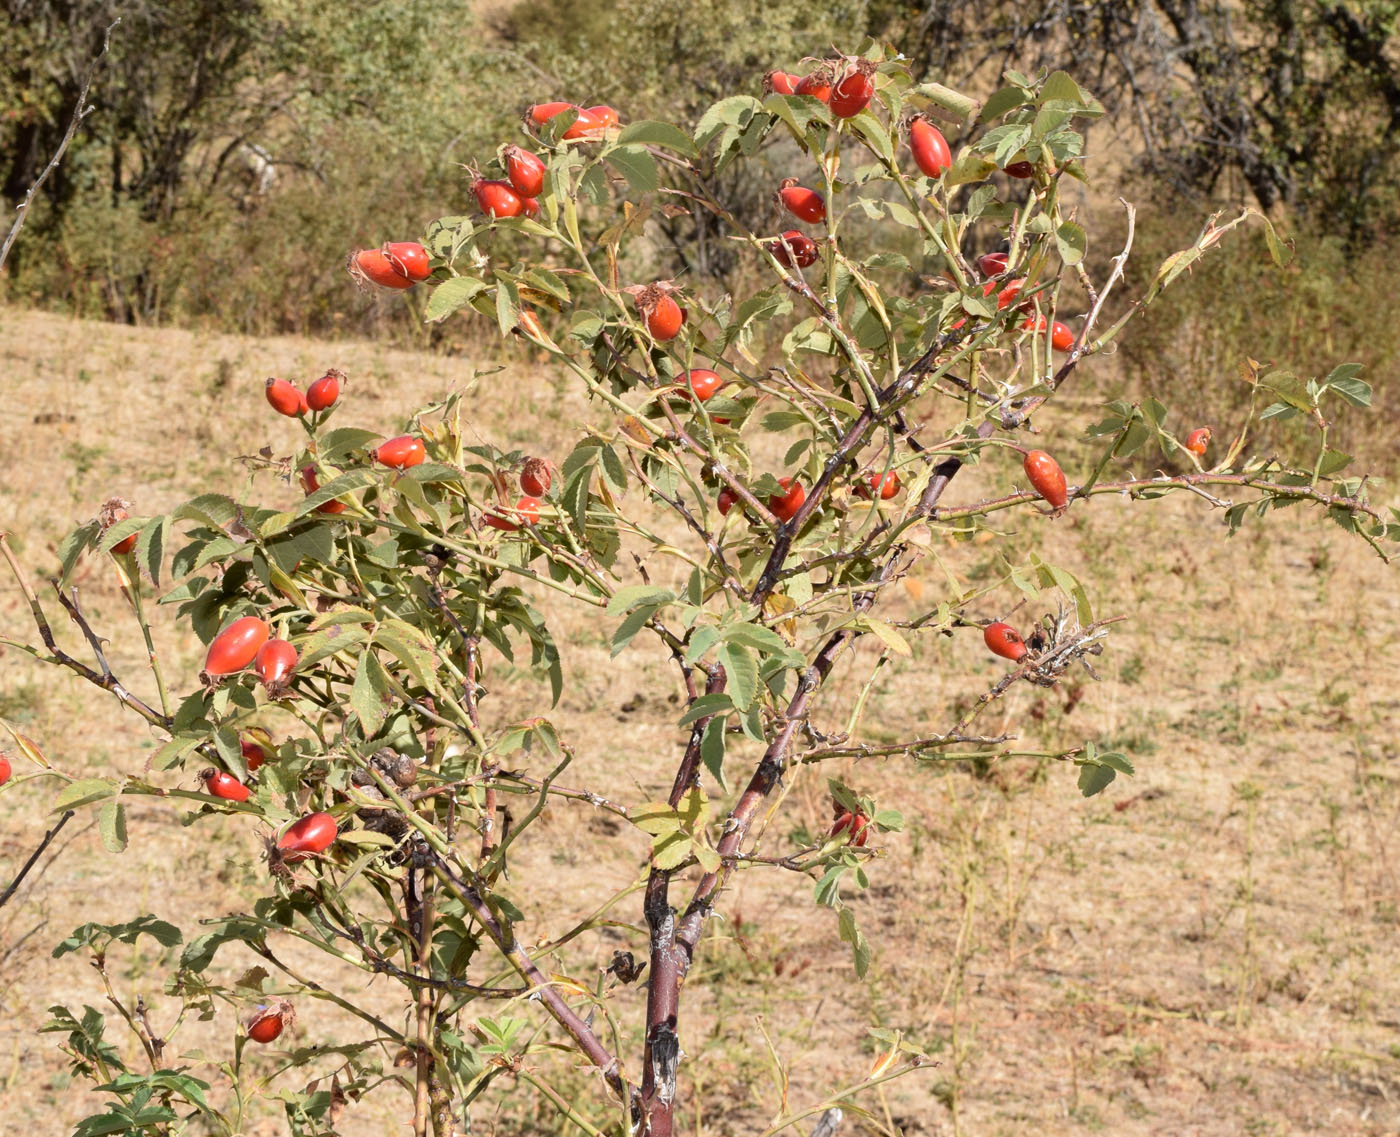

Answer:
[278,811,338,863]
[202,769,251,803]
[909,116,952,178]
[375,436,427,469]
[204,616,271,677]
[984,622,1028,662]
[768,476,805,522]
[1023,449,1069,510]
[305,369,343,411]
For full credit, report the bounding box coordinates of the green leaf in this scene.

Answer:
[375,619,442,695]
[694,96,765,149]
[351,651,394,734]
[54,778,119,811]
[599,444,627,493]
[320,427,381,463]
[1077,763,1117,797]
[838,906,871,978]
[678,692,734,726]
[1260,402,1299,422]
[721,622,790,657]
[1096,750,1135,775]
[1055,220,1087,266]
[611,604,659,657]
[137,515,168,586]
[684,624,723,663]
[632,800,683,836]
[855,617,912,657]
[266,524,334,574]
[605,146,659,195]
[297,622,370,670]
[847,111,894,166]
[700,716,727,791]
[172,493,240,530]
[617,119,698,158]
[424,277,487,323]
[720,643,759,710]
[149,732,204,772]
[1317,449,1352,477]
[1258,213,1293,267]
[650,831,693,870]
[495,277,519,336]
[1040,71,1093,110]
[980,86,1028,122]
[98,799,127,854]
[1327,375,1372,408]
[294,470,376,517]
[607,585,675,617]
[57,521,101,588]
[98,516,143,554]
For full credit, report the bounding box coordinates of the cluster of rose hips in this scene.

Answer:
[348,241,434,291]
[470,101,620,221]
[264,369,343,418]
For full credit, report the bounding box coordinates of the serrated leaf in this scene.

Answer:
[605,146,659,195]
[1055,220,1087,265]
[720,642,759,710]
[1096,750,1135,775]
[607,585,675,617]
[611,604,659,657]
[678,692,734,726]
[617,119,698,158]
[424,277,488,323]
[700,715,727,790]
[98,799,127,853]
[54,778,118,811]
[721,622,790,657]
[815,865,845,907]
[137,516,168,585]
[296,621,370,670]
[632,800,683,836]
[320,427,382,463]
[1078,763,1117,796]
[838,906,871,977]
[172,494,240,530]
[351,651,394,733]
[375,619,442,695]
[1317,449,1352,477]
[57,521,101,588]
[981,86,1028,122]
[651,830,693,870]
[149,733,204,772]
[599,445,627,493]
[295,470,376,517]
[1328,376,1371,408]
[856,617,912,657]
[873,809,904,831]
[685,624,723,663]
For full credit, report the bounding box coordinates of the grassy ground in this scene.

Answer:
[2,307,1398,1136]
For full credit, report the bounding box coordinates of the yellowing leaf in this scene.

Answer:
[868,1045,899,1080]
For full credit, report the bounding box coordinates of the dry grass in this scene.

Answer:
[2,307,1398,1136]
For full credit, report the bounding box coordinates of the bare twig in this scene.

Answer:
[0,810,75,911]
[0,533,167,728]
[0,20,117,274]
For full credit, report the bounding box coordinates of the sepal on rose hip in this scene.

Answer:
[245,997,296,1044]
